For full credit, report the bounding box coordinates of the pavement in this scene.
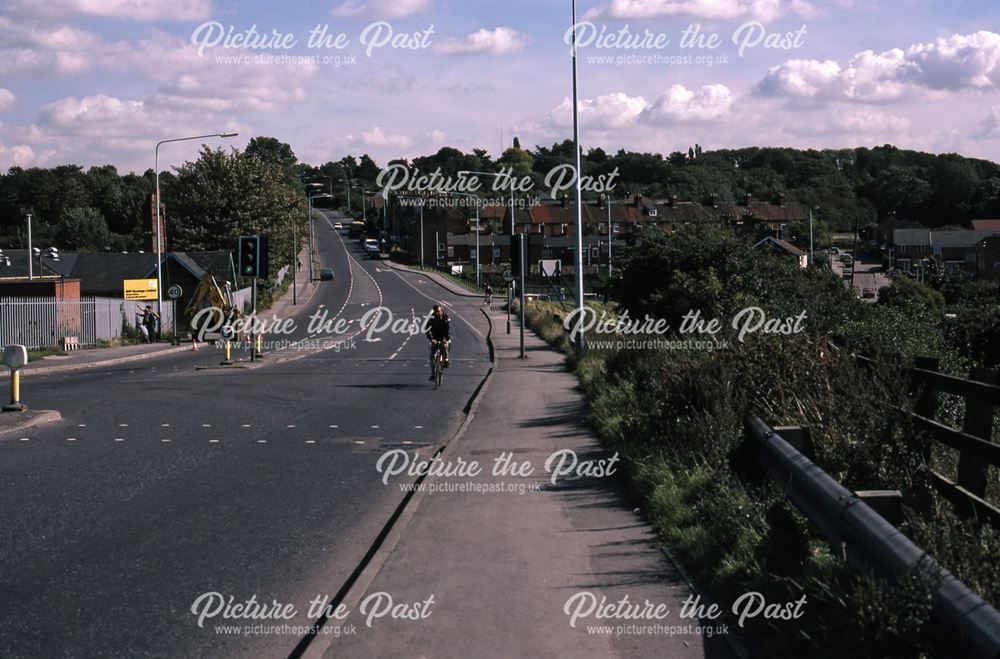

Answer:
[313,275,736,659]
[0,245,318,380]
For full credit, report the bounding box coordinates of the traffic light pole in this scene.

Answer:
[250,279,257,362]
[519,232,525,358]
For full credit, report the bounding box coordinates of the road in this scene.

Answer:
[829,251,890,301]
[0,212,491,658]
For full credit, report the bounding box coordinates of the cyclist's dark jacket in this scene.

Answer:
[426,314,451,341]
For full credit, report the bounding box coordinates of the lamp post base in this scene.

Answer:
[3,403,27,412]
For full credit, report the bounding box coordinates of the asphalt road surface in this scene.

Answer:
[0,212,491,658]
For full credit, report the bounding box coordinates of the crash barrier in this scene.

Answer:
[744,413,1000,659]
[60,336,80,351]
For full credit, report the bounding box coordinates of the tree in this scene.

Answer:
[58,207,110,251]
[167,146,305,284]
[245,137,298,171]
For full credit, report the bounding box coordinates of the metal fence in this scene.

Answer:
[0,296,176,348]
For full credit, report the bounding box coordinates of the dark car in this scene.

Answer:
[320,267,335,281]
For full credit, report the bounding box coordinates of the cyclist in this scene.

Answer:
[425,303,451,381]
[484,284,493,306]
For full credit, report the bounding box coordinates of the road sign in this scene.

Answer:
[502,270,514,282]
[167,285,183,300]
[124,279,158,300]
[539,259,561,277]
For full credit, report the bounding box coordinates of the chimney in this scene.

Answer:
[633,194,642,208]
[561,194,569,209]
[670,194,678,208]
[744,193,753,206]
[597,194,606,209]
[776,192,785,207]
[708,194,718,208]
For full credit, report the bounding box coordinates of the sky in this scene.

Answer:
[2,0,1000,174]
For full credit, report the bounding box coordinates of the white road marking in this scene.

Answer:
[286,424,296,428]
[19,437,29,442]
[257,439,267,444]
[329,425,338,428]
[119,423,128,427]
[354,440,365,444]
[114,438,125,442]
[209,439,220,444]
[371,425,379,429]
[305,440,316,444]
[161,439,172,443]
[414,425,423,429]
[67,438,77,442]
[78,424,86,427]
[241,424,252,428]
[161,423,170,427]
[202,424,212,427]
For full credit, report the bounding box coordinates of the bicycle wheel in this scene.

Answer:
[434,350,444,388]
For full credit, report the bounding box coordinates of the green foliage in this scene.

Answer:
[166,147,305,284]
[877,277,946,312]
[57,206,110,251]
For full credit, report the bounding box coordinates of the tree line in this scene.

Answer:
[2,140,999,256]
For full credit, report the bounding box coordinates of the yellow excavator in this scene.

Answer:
[184,273,241,339]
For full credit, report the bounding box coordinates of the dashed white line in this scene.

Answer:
[67,438,77,442]
[305,440,316,444]
[209,439,220,444]
[114,438,125,442]
[161,439,172,443]
[257,439,267,444]
[19,437,29,442]
[286,424,296,428]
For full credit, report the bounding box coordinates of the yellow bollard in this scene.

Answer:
[220,340,234,366]
[256,334,262,353]
[3,370,26,412]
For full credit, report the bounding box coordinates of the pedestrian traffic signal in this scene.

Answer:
[238,235,268,278]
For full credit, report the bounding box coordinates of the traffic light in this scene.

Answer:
[510,234,522,277]
[238,235,269,278]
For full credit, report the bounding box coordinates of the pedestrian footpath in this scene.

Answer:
[312,297,734,658]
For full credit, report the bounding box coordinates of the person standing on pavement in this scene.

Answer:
[425,303,450,381]
[140,304,159,343]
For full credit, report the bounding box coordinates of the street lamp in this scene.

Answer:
[809,205,820,266]
[570,0,585,356]
[341,179,352,215]
[449,192,482,288]
[459,169,521,352]
[155,131,237,338]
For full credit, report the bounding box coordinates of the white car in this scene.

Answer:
[333,222,343,230]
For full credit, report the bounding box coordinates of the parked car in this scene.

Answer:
[829,246,840,255]
[320,267,335,280]
[333,222,343,230]
[841,253,854,265]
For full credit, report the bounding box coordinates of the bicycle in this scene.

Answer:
[431,339,449,389]
[484,290,493,306]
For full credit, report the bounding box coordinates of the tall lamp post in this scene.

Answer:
[570,0,585,357]
[341,179,352,215]
[155,131,237,337]
[459,169,518,341]
[809,205,820,266]
[449,192,482,288]
[305,184,325,281]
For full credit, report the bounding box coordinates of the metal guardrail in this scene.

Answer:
[745,413,1000,659]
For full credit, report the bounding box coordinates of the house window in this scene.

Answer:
[493,248,501,258]
[899,245,908,254]
[471,248,477,260]
[933,247,942,256]
[612,224,620,233]
[447,246,454,258]
[598,223,604,233]
[591,246,599,258]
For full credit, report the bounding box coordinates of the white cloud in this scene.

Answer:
[433,28,525,56]
[0,142,38,169]
[782,108,910,138]
[3,0,211,21]
[583,0,803,23]
[756,30,1000,103]
[548,92,647,130]
[982,106,1000,138]
[333,0,429,19]
[642,84,734,122]
[339,126,414,149]
[0,89,16,111]
[0,17,132,77]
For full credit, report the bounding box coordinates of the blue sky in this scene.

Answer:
[2,0,1000,174]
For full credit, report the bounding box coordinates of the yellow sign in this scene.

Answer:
[124,279,158,300]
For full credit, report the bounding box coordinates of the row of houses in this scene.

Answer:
[380,193,811,271]
[878,217,1000,279]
